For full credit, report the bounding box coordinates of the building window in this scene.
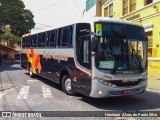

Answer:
[145,31,153,48]
[145,31,153,57]
[130,0,136,12]
[145,0,153,6]
[104,7,109,17]
[123,0,128,15]
[104,3,113,17]
[109,3,113,17]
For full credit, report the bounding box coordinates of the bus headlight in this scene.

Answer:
[95,77,116,87]
[138,79,147,85]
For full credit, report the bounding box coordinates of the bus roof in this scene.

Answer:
[82,17,142,27]
[22,17,143,37]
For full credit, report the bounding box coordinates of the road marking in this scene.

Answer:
[116,117,136,120]
[17,86,30,99]
[0,92,5,100]
[27,79,38,82]
[41,86,53,99]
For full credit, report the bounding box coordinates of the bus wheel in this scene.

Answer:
[29,67,35,78]
[62,75,75,95]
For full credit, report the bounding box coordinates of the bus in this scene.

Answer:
[20,17,148,98]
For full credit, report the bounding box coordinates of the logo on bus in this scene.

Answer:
[103,74,112,80]
[122,79,138,83]
[43,51,68,61]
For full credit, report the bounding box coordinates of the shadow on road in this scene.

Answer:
[79,91,160,111]
[27,74,63,91]
[0,61,23,72]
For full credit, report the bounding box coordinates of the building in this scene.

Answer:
[0,44,19,62]
[85,0,160,58]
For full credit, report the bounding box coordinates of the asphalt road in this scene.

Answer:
[0,62,160,120]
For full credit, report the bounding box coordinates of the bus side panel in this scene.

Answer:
[71,68,92,96]
[65,58,92,96]
[40,56,92,97]
[39,56,92,96]
[38,54,61,83]
[20,49,92,96]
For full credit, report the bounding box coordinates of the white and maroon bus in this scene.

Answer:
[21,17,148,98]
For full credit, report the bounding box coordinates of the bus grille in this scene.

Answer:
[110,79,143,87]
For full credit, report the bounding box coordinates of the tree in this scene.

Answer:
[0,25,21,48]
[0,0,35,37]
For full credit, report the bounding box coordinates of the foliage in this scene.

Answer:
[0,0,35,37]
[0,25,21,48]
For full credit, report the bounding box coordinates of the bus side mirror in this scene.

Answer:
[91,37,99,52]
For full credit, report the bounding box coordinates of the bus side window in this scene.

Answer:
[22,37,26,48]
[41,32,46,47]
[46,31,50,47]
[31,35,37,48]
[31,35,34,47]
[33,34,38,47]
[38,33,41,47]
[69,26,73,47]
[25,37,28,48]
[61,26,73,47]
[29,37,31,48]
[26,37,30,48]
[50,30,56,47]
[57,29,62,47]
[38,33,45,47]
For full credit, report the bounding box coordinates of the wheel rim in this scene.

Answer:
[29,68,32,76]
[65,78,72,91]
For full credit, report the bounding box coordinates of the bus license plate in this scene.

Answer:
[123,90,132,94]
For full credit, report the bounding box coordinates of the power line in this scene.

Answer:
[0,23,52,28]
[72,0,80,10]
[33,0,81,13]
[35,23,52,27]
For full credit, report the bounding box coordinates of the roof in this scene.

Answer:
[0,44,19,53]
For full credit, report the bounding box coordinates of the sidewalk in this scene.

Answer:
[148,60,160,78]
[147,61,160,90]
[147,76,160,90]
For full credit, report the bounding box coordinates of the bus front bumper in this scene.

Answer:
[89,80,147,98]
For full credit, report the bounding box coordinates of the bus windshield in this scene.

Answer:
[95,23,147,72]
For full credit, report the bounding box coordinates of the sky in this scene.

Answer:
[22,0,87,32]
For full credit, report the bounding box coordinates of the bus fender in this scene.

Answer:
[59,67,71,84]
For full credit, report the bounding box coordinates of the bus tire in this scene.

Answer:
[62,75,76,95]
[29,66,35,78]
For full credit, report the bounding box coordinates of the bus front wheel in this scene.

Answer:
[29,66,35,78]
[62,75,76,95]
